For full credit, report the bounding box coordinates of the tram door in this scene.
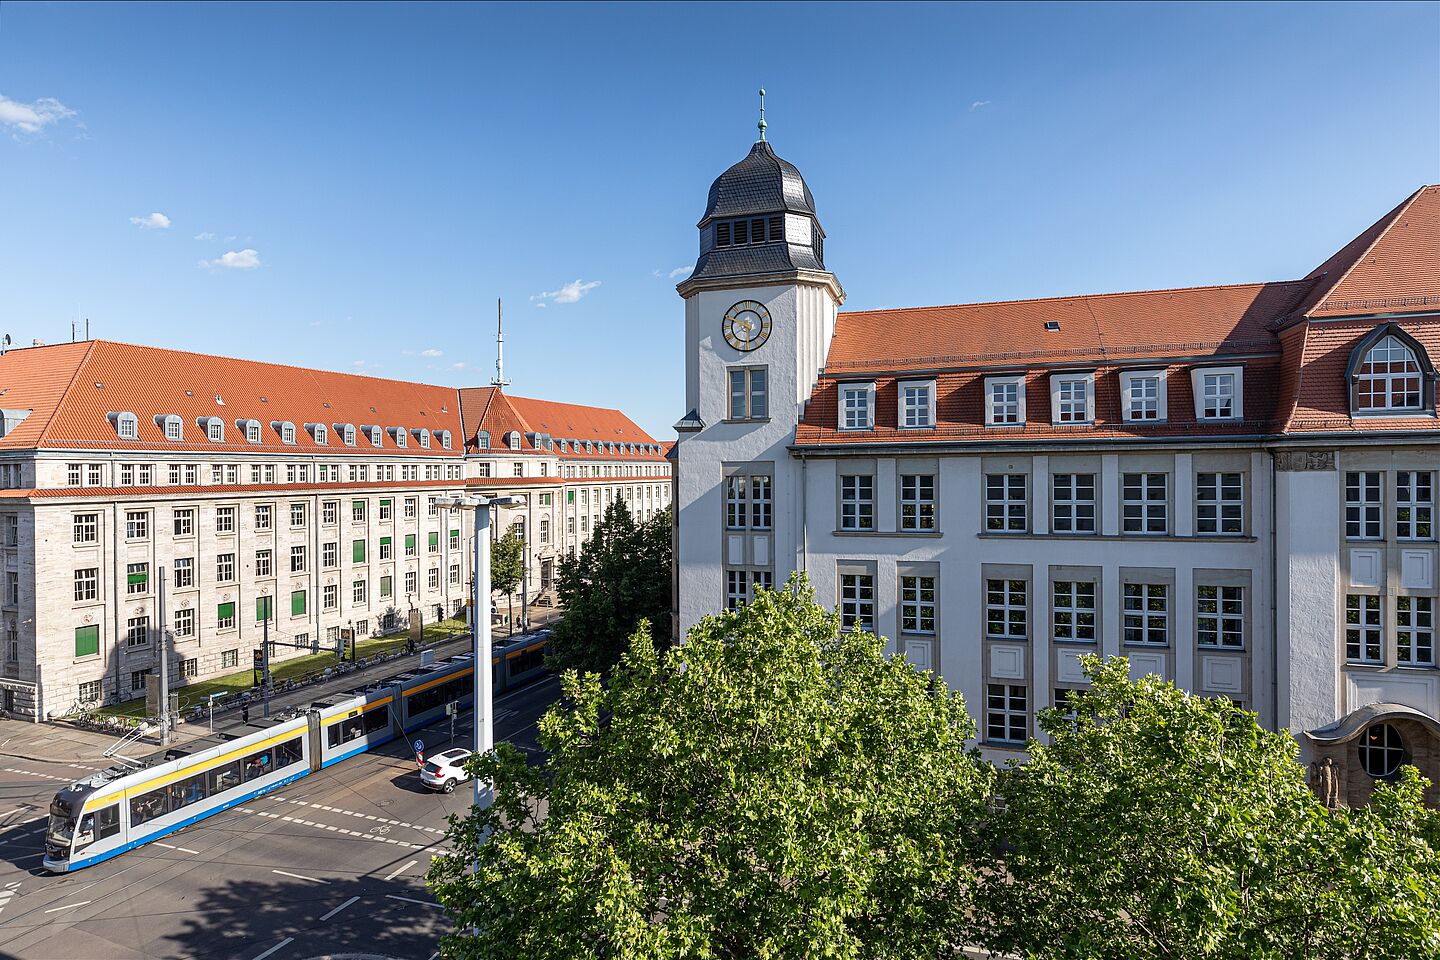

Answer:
[306,711,324,772]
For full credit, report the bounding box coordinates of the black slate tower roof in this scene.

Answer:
[683,139,829,286]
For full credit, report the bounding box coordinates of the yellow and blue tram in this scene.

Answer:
[43,633,548,872]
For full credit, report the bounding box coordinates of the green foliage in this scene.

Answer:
[546,501,671,676]
[490,528,525,598]
[428,575,991,959]
[968,656,1440,960]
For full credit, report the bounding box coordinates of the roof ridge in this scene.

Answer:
[35,340,100,447]
[1308,186,1428,317]
[836,279,1305,318]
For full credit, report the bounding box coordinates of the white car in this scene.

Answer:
[419,747,474,793]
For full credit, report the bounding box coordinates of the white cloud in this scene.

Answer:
[421,348,443,358]
[668,265,692,278]
[0,94,77,135]
[450,361,466,370]
[130,212,171,230]
[194,231,217,241]
[200,249,261,270]
[970,100,992,111]
[530,278,600,306]
[352,359,381,371]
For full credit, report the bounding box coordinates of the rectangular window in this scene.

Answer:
[1345,594,1383,664]
[256,596,273,623]
[428,567,439,589]
[120,464,134,486]
[839,475,874,531]
[1344,472,1383,540]
[254,504,272,531]
[428,531,439,553]
[290,502,306,527]
[352,500,366,522]
[1397,596,1435,667]
[174,607,194,638]
[986,684,1027,744]
[449,563,460,585]
[323,583,338,610]
[899,575,936,634]
[221,648,239,669]
[181,657,198,679]
[750,475,772,530]
[405,570,418,595]
[1122,473,1168,535]
[379,498,392,521]
[1396,471,1434,541]
[1197,585,1244,649]
[840,384,873,430]
[1052,375,1091,424]
[899,474,936,531]
[1196,472,1244,535]
[1052,581,1097,643]
[725,476,746,529]
[174,557,193,588]
[1123,583,1169,646]
[353,540,366,564]
[322,500,338,525]
[322,542,338,568]
[404,497,417,519]
[126,562,149,596]
[986,579,1027,639]
[379,536,392,560]
[255,549,272,578]
[1122,372,1164,421]
[353,580,366,604]
[137,464,152,485]
[752,569,774,595]
[74,567,99,602]
[185,464,198,485]
[899,381,934,428]
[216,553,235,583]
[68,463,81,486]
[75,624,100,658]
[379,574,394,600]
[130,669,151,692]
[728,367,768,420]
[986,377,1025,425]
[173,508,195,537]
[725,569,747,611]
[1196,370,1240,419]
[126,511,149,540]
[985,474,1027,533]
[449,528,460,549]
[73,512,99,544]
[839,572,875,632]
[1052,474,1096,534]
[215,506,235,534]
[217,601,235,630]
[87,463,103,486]
[428,497,439,518]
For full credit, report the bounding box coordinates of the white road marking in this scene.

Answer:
[319,895,360,921]
[385,894,442,908]
[235,804,436,851]
[153,841,200,853]
[271,869,327,884]
[3,766,71,782]
[384,859,418,881]
[44,900,93,913]
[250,937,294,960]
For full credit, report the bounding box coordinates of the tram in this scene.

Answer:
[42,631,549,873]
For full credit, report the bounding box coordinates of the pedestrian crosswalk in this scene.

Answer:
[0,880,21,918]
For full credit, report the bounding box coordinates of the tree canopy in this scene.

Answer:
[490,527,524,598]
[545,501,670,675]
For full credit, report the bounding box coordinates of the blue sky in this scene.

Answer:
[1,2,1436,438]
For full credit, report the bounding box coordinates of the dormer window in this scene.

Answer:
[393,427,408,448]
[985,375,1026,426]
[1191,366,1243,421]
[506,431,521,451]
[438,430,451,449]
[243,419,262,443]
[161,415,183,442]
[838,382,873,430]
[369,426,383,447]
[278,421,296,445]
[714,215,784,248]
[476,430,491,450]
[418,430,430,449]
[899,380,936,429]
[340,423,356,446]
[312,423,329,445]
[1049,372,1094,425]
[203,417,224,442]
[1348,327,1435,414]
[114,412,139,440]
[1120,370,1167,422]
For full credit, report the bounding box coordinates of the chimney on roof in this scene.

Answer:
[31,339,44,347]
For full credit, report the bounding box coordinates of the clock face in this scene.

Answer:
[722,300,772,352]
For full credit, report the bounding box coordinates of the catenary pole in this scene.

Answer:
[473,500,494,811]
[158,565,169,745]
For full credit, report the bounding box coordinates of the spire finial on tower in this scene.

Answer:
[757,87,766,141]
[491,298,511,388]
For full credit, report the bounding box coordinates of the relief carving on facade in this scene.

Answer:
[1274,450,1336,472]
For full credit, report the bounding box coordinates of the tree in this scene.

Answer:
[968,656,1440,960]
[490,527,524,630]
[428,575,991,959]
[546,501,670,676]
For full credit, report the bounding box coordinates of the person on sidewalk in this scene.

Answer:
[241,704,250,724]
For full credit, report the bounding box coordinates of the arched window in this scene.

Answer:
[438,430,451,450]
[113,412,139,440]
[312,423,329,445]
[278,421,296,445]
[476,430,491,450]
[369,426,383,447]
[340,423,356,446]
[202,417,225,442]
[1358,722,1407,779]
[244,419,262,443]
[506,431,520,451]
[1347,325,1436,414]
[417,429,430,449]
[160,415,183,441]
[393,426,408,448]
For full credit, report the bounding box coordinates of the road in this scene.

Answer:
[0,672,562,960]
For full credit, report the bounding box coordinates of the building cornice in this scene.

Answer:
[676,268,845,303]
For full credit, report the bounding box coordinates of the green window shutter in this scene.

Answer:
[353,540,365,563]
[353,499,364,511]
[75,625,99,658]
[567,491,574,504]
[127,571,147,586]
[380,499,391,509]
[291,590,306,616]
[380,576,392,598]
[405,534,416,549]
[218,601,235,621]
[450,528,459,539]
[380,536,391,547]
[256,596,272,622]
[428,532,439,548]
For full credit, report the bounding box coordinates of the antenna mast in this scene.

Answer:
[491,298,510,388]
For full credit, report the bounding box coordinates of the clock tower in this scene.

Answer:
[672,126,844,634]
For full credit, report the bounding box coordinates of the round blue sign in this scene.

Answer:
[413,739,424,753]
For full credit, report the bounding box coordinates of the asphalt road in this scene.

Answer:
[0,672,562,960]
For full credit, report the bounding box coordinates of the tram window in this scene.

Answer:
[277,737,304,767]
[93,804,120,840]
[407,675,468,715]
[363,707,388,737]
[507,644,545,677]
[209,761,243,795]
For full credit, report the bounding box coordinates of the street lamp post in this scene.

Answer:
[437,494,518,812]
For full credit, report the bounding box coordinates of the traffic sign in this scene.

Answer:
[413,739,424,753]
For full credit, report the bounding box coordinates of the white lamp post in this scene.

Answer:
[436,494,518,811]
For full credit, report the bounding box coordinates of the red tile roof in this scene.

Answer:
[1280,317,1440,434]
[1299,186,1440,320]
[459,386,665,460]
[0,341,465,455]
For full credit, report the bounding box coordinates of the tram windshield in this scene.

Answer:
[48,800,75,841]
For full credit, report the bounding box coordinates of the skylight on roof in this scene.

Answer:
[1044,320,1061,332]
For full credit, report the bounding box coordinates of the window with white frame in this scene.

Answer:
[1344,472,1383,540]
[1197,585,1244,648]
[839,383,874,430]
[1354,335,1425,412]
[245,420,261,443]
[725,476,746,529]
[986,684,1027,744]
[984,473,1027,533]
[1397,596,1434,666]
[1396,471,1434,541]
[1120,370,1166,421]
[115,412,138,440]
[1122,472,1168,534]
[1050,374,1092,424]
[1346,594,1383,664]
[216,553,235,583]
[724,569,747,611]
[174,607,194,638]
[216,506,236,534]
[899,380,935,429]
[164,416,183,441]
[206,418,224,442]
[1192,367,1242,420]
[125,615,149,647]
[899,575,936,634]
[899,474,936,531]
[1196,472,1244,535]
[74,512,99,544]
[1052,473,1096,534]
[986,578,1027,639]
[839,474,874,531]
[986,376,1025,426]
[839,571,875,632]
[173,557,193,588]
[323,583,338,610]
[1052,581,1096,642]
[1123,583,1168,645]
[749,475,772,530]
[74,567,99,602]
[126,511,149,540]
[728,367,768,420]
